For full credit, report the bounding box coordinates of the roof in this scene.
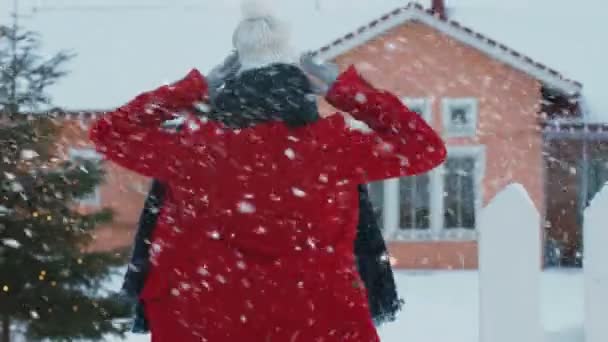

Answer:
[2,0,606,122]
[312,3,582,96]
[445,0,607,123]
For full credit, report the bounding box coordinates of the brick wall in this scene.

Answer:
[323,22,542,269]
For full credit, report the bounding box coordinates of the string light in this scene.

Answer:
[2,285,8,292]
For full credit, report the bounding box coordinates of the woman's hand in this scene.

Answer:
[208,50,241,101]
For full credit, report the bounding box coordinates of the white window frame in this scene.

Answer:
[369,145,485,242]
[441,98,478,137]
[403,97,432,123]
[68,147,102,207]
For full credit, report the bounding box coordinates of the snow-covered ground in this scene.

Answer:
[110,269,583,342]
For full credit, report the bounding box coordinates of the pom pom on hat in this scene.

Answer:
[240,0,275,20]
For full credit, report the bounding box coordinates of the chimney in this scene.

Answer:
[431,0,447,20]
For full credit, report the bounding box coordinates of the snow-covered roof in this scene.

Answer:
[3,0,607,122]
[312,3,581,96]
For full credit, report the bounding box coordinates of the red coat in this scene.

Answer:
[90,66,446,341]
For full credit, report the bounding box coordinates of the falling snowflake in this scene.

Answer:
[354,92,367,104]
[194,101,212,113]
[0,206,10,215]
[237,201,256,214]
[254,226,267,234]
[207,230,221,240]
[284,148,296,160]
[20,149,39,160]
[2,239,21,249]
[151,243,162,253]
[343,115,372,133]
[10,182,23,192]
[197,267,210,277]
[291,187,306,197]
[188,120,201,131]
[384,42,397,51]
[236,260,247,270]
[215,274,227,284]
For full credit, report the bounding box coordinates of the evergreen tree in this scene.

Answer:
[0,23,130,342]
[0,22,72,115]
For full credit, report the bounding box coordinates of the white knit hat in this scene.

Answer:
[232,0,296,72]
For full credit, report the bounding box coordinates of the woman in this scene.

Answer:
[92,3,445,341]
[121,53,404,333]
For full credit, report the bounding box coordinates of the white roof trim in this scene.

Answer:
[315,6,582,96]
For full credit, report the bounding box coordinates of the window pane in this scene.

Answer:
[399,175,430,230]
[451,107,469,125]
[444,157,476,229]
[367,181,384,228]
[409,105,424,116]
[587,159,608,204]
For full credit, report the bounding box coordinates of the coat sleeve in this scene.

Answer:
[323,66,447,183]
[89,69,209,180]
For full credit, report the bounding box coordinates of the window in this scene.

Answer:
[403,98,431,122]
[585,158,608,205]
[68,148,102,206]
[444,156,477,229]
[365,146,485,241]
[367,181,385,228]
[399,174,431,230]
[442,98,478,137]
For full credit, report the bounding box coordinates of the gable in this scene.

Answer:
[313,3,582,96]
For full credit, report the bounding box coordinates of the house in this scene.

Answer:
[6,0,605,268]
[313,2,582,268]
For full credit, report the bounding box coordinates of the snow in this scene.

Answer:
[291,187,307,197]
[283,148,295,160]
[236,200,256,214]
[20,149,39,160]
[105,270,584,342]
[2,238,22,248]
[583,184,608,342]
[0,205,10,215]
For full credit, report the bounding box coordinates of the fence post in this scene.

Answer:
[584,184,608,342]
[479,183,543,342]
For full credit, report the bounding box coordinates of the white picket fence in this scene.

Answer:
[478,183,608,342]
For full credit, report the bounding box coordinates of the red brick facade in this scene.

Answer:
[324,22,543,269]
